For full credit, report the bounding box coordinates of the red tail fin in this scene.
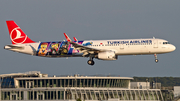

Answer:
[6,21,35,44]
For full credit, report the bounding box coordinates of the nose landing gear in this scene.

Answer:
[154,54,159,63]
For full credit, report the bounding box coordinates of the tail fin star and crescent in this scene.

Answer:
[6,20,35,44]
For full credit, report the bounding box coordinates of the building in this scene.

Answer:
[0,71,164,101]
[174,86,180,98]
[152,83,161,89]
[130,82,150,89]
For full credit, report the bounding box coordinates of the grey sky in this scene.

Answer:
[0,0,179,77]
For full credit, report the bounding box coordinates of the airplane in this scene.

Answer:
[4,20,176,65]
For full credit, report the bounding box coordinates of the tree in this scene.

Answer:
[76,98,82,101]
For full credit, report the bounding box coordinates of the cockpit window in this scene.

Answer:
[163,42,170,44]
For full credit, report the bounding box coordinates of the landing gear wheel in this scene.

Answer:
[87,60,95,65]
[154,54,159,63]
[155,59,159,63]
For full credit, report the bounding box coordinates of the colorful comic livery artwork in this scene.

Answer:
[37,42,50,56]
[36,41,85,56]
[48,42,61,55]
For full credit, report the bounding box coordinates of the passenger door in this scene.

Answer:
[153,39,158,48]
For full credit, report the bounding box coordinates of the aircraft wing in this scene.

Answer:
[69,42,107,56]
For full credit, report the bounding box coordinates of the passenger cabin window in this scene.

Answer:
[163,42,170,44]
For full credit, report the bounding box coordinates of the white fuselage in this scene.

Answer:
[82,38,176,55]
[4,38,176,57]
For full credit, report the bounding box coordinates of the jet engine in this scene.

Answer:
[97,51,117,60]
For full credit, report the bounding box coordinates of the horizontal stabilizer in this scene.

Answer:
[4,45,24,50]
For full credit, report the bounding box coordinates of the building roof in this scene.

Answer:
[15,76,133,80]
[0,71,41,77]
[0,71,133,80]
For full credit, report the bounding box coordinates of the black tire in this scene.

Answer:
[155,59,159,63]
[87,60,95,65]
[91,61,95,65]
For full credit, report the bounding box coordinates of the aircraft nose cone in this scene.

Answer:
[171,45,176,51]
[172,45,176,51]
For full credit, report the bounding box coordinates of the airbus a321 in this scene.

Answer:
[4,21,176,65]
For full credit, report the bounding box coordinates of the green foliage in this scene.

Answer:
[131,77,180,87]
[76,98,82,101]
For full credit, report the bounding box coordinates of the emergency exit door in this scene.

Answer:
[120,44,124,49]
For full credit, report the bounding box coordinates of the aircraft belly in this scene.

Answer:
[42,54,83,58]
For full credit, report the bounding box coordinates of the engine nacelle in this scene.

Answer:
[97,51,117,60]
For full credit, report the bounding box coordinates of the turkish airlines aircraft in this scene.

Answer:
[4,21,176,65]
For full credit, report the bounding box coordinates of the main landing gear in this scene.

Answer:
[87,57,95,66]
[154,54,159,63]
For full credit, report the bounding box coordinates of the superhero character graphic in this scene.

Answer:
[59,42,69,55]
[48,43,60,55]
[38,43,48,56]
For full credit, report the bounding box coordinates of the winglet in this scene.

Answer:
[64,33,72,42]
[73,37,78,41]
